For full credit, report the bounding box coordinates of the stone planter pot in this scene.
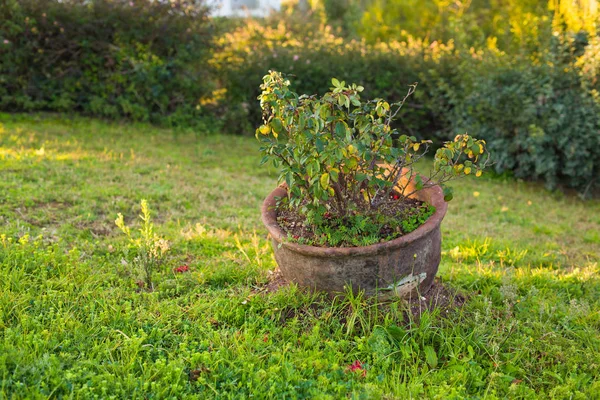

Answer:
[261,181,448,298]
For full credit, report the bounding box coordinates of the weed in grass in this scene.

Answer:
[115,199,169,291]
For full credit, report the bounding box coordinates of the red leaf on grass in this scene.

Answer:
[174,265,190,273]
[347,360,367,377]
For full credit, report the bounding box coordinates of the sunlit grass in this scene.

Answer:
[0,113,598,398]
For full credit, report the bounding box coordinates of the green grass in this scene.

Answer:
[1,113,599,399]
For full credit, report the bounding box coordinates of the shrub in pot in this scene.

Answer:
[257,71,490,297]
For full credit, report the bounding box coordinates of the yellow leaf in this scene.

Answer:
[464,167,471,175]
[259,125,270,135]
[362,191,369,202]
[413,143,420,151]
[320,173,330,189]
[476,170,482,177]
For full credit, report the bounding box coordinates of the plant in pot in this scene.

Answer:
[257,71,490,297]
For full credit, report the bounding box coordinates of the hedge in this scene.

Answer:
[0,0,214,127]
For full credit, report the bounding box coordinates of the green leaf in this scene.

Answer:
[329,168,339,182]
[316,137,324,153]
[335,122,345,137]
[443,186,454,202]
[414,174,423,190]
[424,346,438,368]
[331,78,341,87]
[384,325,406,342]
[346,157,358,170]
[270,118,283,134]
[356,173,369,182]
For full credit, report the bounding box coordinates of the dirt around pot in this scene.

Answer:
[402,278,467,322]
[255,271,466,322]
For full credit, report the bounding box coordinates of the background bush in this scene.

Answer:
[210,12,599,194]
[445,36,600,193]
[209,19,454,138]
[0,0,214,127]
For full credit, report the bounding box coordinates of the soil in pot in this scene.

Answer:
[276,192,436,248]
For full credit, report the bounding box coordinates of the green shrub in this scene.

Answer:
[214,18,599,194]
[0,0,214,126]
[256,71,490,247]
[440,36,600,194]
[210,19,456,137]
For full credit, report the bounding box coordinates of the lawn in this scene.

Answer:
[1,113,599,399]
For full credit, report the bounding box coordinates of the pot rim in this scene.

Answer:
[261,183,448,257]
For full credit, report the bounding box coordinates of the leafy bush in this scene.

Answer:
[0,0,214,126]
[440,36,600,193]
[210,19,452,136]
[214,18,599,194]
[257,71,490,246]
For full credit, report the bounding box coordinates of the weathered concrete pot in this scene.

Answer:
[261,182,448,298]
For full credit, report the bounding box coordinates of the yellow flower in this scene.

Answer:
[473,191,480,197]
